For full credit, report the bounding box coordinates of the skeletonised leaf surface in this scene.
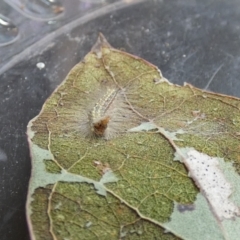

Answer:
[27,34,240,240]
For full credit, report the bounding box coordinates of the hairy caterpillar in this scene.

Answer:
[85,85,140,140]
[62,83,142,140]
[90,88,118,137]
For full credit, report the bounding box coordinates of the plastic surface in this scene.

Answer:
[1,0,240,239]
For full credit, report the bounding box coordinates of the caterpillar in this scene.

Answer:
[90,88,118,137]
[60,83,141,140]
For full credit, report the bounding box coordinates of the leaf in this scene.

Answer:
[26,33,240,240]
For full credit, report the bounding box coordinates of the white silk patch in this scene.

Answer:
[184,150,240,220]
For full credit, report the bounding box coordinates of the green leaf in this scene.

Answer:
[27,33,240,240]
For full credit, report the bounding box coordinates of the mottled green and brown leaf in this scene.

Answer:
[27,34,240,240]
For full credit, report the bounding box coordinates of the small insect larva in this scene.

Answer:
[62,84,142,140]
[90,88,118,137]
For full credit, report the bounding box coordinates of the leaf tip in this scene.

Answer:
[91,33,112,58]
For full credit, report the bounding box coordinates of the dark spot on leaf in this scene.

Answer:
[177,203,195,213]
